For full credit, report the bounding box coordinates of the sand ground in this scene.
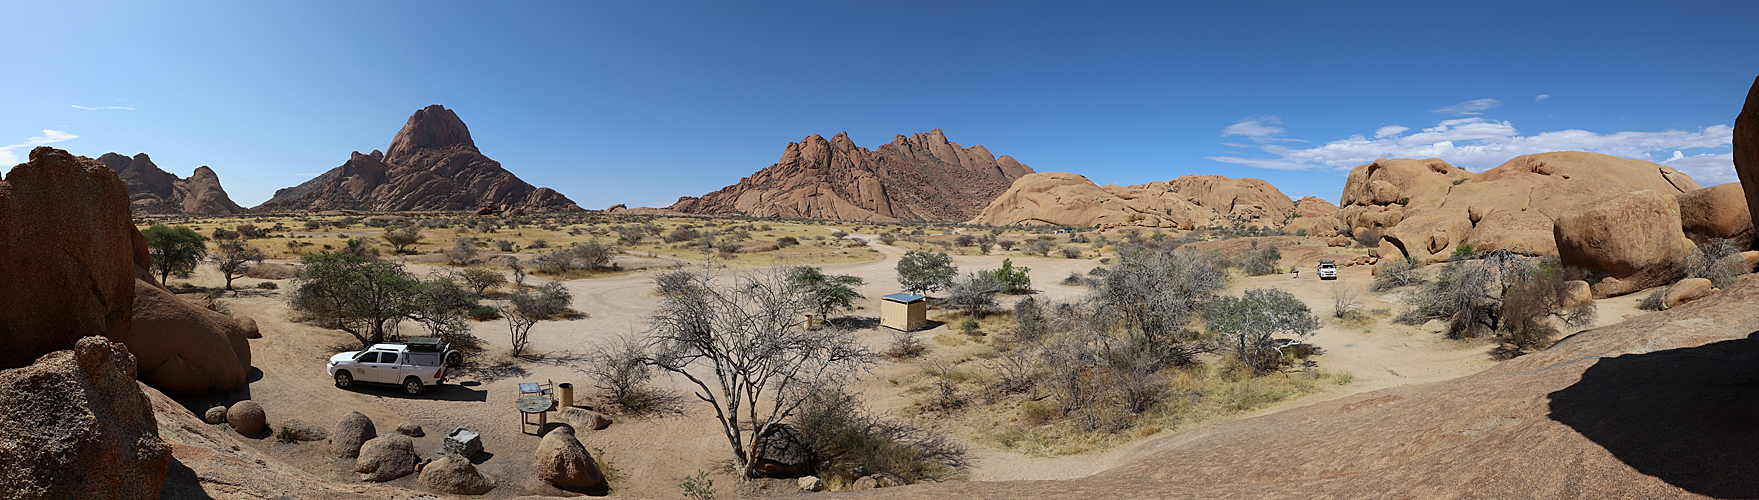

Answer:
[179,232,1654,498]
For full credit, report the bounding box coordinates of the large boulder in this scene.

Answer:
[227,400,266,435]
[419,454,495,495]
[1733,75,1759,248]
[1293,196,1340,218]
[335,411,378,458]
[1555,190,1697,297]
[280,418,328,442]
[534,426,602,490]
[0,337,170,498]
[355,434,419,482]
[558,407,612,431]
[1677,182,1753,248]
[116,279,253,396]
[0,147,142,369]
[1465,210,1558,256]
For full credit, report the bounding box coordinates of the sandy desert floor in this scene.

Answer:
[171,229,1656,498]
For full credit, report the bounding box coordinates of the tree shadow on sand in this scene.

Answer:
[1548,331,1759,498]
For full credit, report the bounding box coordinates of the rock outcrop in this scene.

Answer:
[118,279,253,396]
[1337,152,1700,264]
[255,105,580,212]
[534,426,602,490]
[0,337,170,499]
[1555,190,1697,297]
[1293,196,1340,218]
[97,152,245,215]
[1733,75,1759,249]
[669,129,1034,222]
[355,434,420,482]
[0,147,142,369]
[1679,182,1755,248]
[419,454,495,495]
[969,172,1298,229]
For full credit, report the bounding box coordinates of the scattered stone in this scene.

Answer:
[354,434,419,482]
[204,405,228,424]
[419,454,495,495]
[227,400,266,435]
[1664,278,1717,309]
[798,475,825,492]
[1327,235,1351,247]
[873,472,907,487]
[534,426,602,490]
[238,315,260,339]
[280,418,327,441]
[396,422,425,437]
[0,337,170,498]
[334,411,377,458]
[852,475,878,490]
[558,407,612,431]
[443,426,483,457]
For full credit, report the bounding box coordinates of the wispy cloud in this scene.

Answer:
[0,129,80,166]
[1205,117,1735,181]
[71,105,134,111]
[1535,94,1551,102]
[1220,116,1305,144]
[1433,98,1503,115]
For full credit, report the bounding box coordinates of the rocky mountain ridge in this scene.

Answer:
[668,129,1033,222]
[254,105,579,212]
[97,152,245,215]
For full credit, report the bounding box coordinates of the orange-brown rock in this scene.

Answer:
[1286,216,1344,238]
[1555,190,1696,297]
[255,105,579,212]
[1340,152,1699,264]
[670,129,1033,222]
[1663,278,1717,309]
[97,153,245,215]
[1677,182,1753,247]
[1293,196,1339,218]
[0,337,170,499]
[118,279,253,396]
[0,147,140,369]
[971,172,1299,229]
[1734,75,1759,248]
[1464,210,1557,256]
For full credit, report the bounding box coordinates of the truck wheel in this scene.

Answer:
[334,371,353,389]
[446,351,462,367]
[404,377,425,396]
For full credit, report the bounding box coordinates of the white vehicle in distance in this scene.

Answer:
[327,337,459,396]
[1317,260,1338,280]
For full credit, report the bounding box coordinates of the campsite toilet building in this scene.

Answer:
[881,293,927,332]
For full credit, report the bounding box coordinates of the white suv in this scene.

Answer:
[327,338,458,395]
[1318,260,1338,280]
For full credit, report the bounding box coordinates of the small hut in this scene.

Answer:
[881,293,927,332]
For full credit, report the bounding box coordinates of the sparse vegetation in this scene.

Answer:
[896,250,958,295]
[143,224,208,285]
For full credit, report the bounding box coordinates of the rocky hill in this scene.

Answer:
[668,129,1033,222]
[969,172,1298,229]
[254,105,579,212]
[97,152,245,215]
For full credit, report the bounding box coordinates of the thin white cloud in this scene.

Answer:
[71,105,134,111]
[1220,116,1306,144]
[0,129,80,166]
[1207,117,1735,180]
[1433,98,1503,115]
[1535,94,1551,102]
[1374,126,1409,138]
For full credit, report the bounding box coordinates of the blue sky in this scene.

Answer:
[3,1,1754,208]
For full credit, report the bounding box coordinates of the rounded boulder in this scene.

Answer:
[1555,190,1697,297]
[227,400,266,435]
[395,422,425,437]
[419,454,495,495]
[355,434,419,482]
[534,426,602,490]
[334,411,378,458]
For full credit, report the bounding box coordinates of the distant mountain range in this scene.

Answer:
[98,153,244,215]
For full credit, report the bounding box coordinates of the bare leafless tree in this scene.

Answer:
[644,267,874,477]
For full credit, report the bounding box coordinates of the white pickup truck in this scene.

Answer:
[327,338,459,396]
[1317,260,1338,280]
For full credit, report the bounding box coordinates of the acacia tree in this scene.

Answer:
[287,251,421,347]
[382,228,424,254]
[503,281,573,357]
[1204,288,1320,373]
[210,239,265,290]
[896,250,957,295]
[645,267,874,477]
[143,224,208,285]
[787,265,866,319]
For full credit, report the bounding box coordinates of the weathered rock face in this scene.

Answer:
[670,129,1034,222]
[534,426,602,490]
[969,172,1299,229]
[118,279,253,396]
[1677,182,1753,247]
[1554,190,1697,297]
[0,337,170,499]
[1293,196,1340,218]
[334,411,378,458]
[1338,152,1700,264]
[0,147,141,369]
[1732,75,1759,248]
[255,105,580,212]
[97,152,245,215]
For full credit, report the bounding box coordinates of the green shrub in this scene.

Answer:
[1451,244,1476,261]
[1639,288,1668,311]
[466,304,500,321]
